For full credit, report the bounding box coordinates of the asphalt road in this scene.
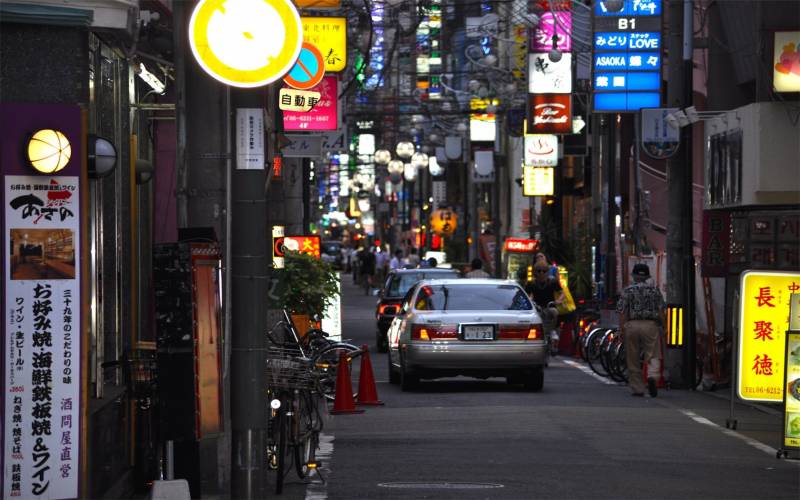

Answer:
[275,277,800,499]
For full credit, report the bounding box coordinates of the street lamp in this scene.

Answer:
[387,159,404,175]
[403,163,417,182]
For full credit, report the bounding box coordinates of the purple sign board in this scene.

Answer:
[283,76,340,132]
[531,12,572,52]
[1,103,84,499]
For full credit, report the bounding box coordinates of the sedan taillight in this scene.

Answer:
[411,324,458,340]
[498,324,541,340]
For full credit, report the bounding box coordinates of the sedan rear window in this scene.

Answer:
[386,272,459,298]
[414,284,532,311]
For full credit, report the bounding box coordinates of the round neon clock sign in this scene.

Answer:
[189,0,303,88]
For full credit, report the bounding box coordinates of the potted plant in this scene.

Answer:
[279,250,340,334]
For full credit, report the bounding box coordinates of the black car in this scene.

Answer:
[321,240,343,269]
[374,267,460,352]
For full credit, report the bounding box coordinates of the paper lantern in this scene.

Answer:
[430,208,458,236]
[27,129,72,173]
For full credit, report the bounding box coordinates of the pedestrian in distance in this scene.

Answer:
[616,263,666,397]
[426,257,438,268]
[525,261,563,353]
[465,258,490,278]
[405,248,420,268]
[389,249,403,271]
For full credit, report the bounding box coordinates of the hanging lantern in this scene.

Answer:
[374,149,392,165]
[403,163,417,181]
[430,207,458,236]
[396,141,415,160]
[387,159,404,175]
[411,152,429,169]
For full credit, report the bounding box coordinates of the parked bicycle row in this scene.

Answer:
[264,310,363,494]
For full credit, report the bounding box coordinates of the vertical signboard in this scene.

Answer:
[2,103,83,499]
[301,17,347,72]
[592,0,663,112]
[737,270,800,402]
[283,76,339,131]
[236,108,265,170]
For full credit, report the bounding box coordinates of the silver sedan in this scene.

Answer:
[386,279,546,391]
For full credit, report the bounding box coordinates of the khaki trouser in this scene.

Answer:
[624,320,661,394]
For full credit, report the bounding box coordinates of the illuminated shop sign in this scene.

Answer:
[592,0,663,112]
[528,94,572,134]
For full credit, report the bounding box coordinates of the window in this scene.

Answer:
[706,129,743,207]
[413,284,532,311]
[385,271,459,298]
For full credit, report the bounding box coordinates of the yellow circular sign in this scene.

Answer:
[189,0,303,88]
[430,208,458,236]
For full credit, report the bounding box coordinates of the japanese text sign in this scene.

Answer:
[737,270,800,402]
[782,329,800,450]
[528,53,572,94]
[283,76,338,131]
[504,238,540,253]
[2,103,83,500]
[522,166,555,196]
[278,88,322,112]
[301,17,347,72]
[531,12,572,52]
[283,236,321,258]
[592,0,663,112]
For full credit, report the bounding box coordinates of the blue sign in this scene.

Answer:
[592,0,663,113]
[594,52,661,71]
[594,92,661,112]
[594,32,661,51]
[594,72,660,91]
[595,0,661,16]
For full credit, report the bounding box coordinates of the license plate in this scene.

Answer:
[462,325,495,340]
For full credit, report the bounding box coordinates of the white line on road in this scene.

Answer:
[562,359,617,385]
[305,433,334,500]
[677,409,794,460]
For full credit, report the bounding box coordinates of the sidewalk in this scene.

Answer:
[565,356,792,460]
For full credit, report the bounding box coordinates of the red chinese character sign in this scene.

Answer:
[283,236,321,259]
[737,270,800,402]
[1,103,84,498]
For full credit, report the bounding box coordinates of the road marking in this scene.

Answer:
[677,409,792,459]
[305,433,334,500]
[562,359,616,385]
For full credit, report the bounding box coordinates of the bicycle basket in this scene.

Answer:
[265,349,315,391]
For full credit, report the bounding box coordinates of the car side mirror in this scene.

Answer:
[372,289,381,297]
[384,305,399,315]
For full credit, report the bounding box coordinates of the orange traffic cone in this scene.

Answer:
[356,344,384,406]
[330,350,364,415]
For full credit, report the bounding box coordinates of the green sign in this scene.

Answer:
[782,329,800,452]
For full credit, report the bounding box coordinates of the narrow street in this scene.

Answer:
[275,278,800,499]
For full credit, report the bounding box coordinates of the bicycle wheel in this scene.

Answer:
[294,391,321,479]
[313,343,361,401]
[274,404,289,494]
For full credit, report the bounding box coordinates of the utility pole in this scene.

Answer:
[230,88,269,499]
[666,0,694,388]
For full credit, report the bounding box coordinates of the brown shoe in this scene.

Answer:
[647,378,658,398]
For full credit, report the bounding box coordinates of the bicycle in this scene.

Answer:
[266,346,323,494]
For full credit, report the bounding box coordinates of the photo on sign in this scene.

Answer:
[789,378,800,402]
[787,412,800,437]
[9,228,75,280]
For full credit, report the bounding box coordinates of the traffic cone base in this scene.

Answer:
[330,350,364,415]
[356,344,384,406]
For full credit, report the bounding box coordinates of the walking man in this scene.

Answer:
[465,258,490,278]
[616,263,665,397]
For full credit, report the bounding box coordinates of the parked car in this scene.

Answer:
[374,268,460,352]
[386,278,546,391]
[321,240,344,269]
